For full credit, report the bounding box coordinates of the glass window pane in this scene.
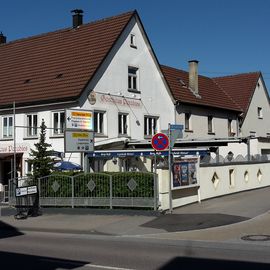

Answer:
[54,113,58,134]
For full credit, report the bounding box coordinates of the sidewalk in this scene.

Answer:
[1,186,270,241]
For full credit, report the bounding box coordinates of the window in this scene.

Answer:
[208,116,214,134]
[228,119,235,137]
[257,107,263,119]
[53,111,65,135]
[130,34,136,48]
[185,113,191,131]
[229,169,235,187]
[94,111,105,134]
[128,67,139,92]
[25,160,33,175]
[27,114,38,137]
[2,116,13,138]
[118,113,128,136]
[144,116,158,137]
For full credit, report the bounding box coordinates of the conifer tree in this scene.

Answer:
[29,119,54,179]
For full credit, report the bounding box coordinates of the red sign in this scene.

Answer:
[151,133,169,151]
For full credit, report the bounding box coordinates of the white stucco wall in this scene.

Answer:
[176,104,238,140]
[241,77,270,137]
[80,16,175,143]
[165,161,270,210]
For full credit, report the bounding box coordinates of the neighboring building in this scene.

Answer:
[0,10,175,190]
[161,61,241,140]
[161,61,270,155]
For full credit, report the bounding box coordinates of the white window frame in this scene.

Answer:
[2,115,13,138]
[257,107,263,119]
[130,33,137,48]
[144,116,158,137]
[52,111,65,135]
[25,160,33,175]
[26,114,38,137]
[118,113,129,136]
[94,111,105,135]
[128,66,139,92]
[185,113,191,131]
[208,116,214,134]
[228,119,235,137]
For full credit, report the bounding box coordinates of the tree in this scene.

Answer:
[29,119,55,179]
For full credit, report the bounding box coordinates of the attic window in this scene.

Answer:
[56,74,63,79]
[130,34,137,48]
[24,79,31,84]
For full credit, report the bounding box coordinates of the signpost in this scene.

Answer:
[65,109,94,153]
[168,124,184,213]
[65,109,93,131]
[65,130,94,152]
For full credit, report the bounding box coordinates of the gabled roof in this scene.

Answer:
[161,65,242,112]
[213,72,261,114]
[0,11,135,108]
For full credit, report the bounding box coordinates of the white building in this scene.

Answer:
[0,10,175,190]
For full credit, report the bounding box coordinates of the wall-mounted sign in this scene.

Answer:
[0,143,29,153]
[100,94,141,107]
[88,91,97,105]
[65,109,93,131]
[65,130,94,153]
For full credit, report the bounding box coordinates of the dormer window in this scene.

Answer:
[130,34,137,48]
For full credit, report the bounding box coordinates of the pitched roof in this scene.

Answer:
[213,72,261,113]
[161,65,242,112]
[0,11,135,108]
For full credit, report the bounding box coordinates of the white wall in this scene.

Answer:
[80,16,175,143]
[241,77,270,137]
[176,104,238,140]
[164,161,270,210]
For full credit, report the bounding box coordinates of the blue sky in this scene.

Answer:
[1,0,270,90]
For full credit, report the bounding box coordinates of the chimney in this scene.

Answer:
[0,32,6,44]
[188,60,199,94]
[71,9,83,28]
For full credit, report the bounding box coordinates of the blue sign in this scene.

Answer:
[87,150,208,158]
[170,124,184,130]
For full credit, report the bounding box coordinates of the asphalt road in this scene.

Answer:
[1,230,270,270]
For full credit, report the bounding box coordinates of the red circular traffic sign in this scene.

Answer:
[151,133,169,151]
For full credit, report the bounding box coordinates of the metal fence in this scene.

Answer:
[9,172,158,210]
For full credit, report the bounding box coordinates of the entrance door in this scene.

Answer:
[2,160,12,185]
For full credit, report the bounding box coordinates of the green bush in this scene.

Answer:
[38,172,154,198]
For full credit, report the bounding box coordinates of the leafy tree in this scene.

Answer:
[29,119,55,179]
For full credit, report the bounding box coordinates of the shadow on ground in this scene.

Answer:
[159,257,270,270]
[0,221,24,239]
[0,251,88,270]
[141,213,249,231]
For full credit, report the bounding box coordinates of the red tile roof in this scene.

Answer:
[161,65,242,112]
[213,72,261,113]
[0,11,135,107]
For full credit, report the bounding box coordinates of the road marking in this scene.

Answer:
[85,263,135,270]
[42,258,135,270]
